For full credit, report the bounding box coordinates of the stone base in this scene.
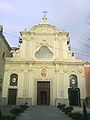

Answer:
[16,98,32,106]
[55,98,85,107]
[1,97,32,106]
[85,97,90,107]
[55,98,69,106]
[1,97,8,106]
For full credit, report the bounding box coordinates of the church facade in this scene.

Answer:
[1,16,86,106]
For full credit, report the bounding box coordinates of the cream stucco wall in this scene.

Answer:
[2,60,85,106]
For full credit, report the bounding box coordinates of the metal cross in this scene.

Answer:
[43,10,48,17]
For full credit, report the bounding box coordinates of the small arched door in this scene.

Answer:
[68,74,81,106]
[8,73,18,105]
[8,89,17,105]
[68,88,81,106]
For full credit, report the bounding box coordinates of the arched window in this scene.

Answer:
[10,74,18,86]
[35,46,54,58]
[69,74,78,88]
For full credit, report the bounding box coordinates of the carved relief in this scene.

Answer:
[55,68,59,73]
[78,69,83,73]
[34,26,54,34]
[63,69,68,73]
[12,49,21,57]
[19,69,25,72]
[34,40,54,55]
[41,68,47,77]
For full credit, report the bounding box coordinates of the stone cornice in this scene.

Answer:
[84,62,90,65]
[5,59,84,65]
[53,61,84,65]
[20,31,68,37]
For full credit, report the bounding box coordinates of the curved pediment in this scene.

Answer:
[30,24,60,34]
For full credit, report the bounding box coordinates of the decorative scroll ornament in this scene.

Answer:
[63,69,68,73]
[78,69,83,73]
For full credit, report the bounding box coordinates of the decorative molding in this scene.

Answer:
[19,69,25,73]
[54,61,84,65]
[78,69,83,73]
[63,69,68,73]
[71,70,75,73]
[12,49,21,57]
[55,68,59,73]
[28,68,33,72]
[35,39,54,52]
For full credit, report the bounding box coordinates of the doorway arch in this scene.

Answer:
[68,74,81,106]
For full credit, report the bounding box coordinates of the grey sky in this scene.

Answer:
[0,0,90,61]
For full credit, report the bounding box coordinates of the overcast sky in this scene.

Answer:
[0,0,90,61]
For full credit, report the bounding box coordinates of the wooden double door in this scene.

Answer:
[37,81,50,105]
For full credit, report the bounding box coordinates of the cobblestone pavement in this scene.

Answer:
[15,106,72,120]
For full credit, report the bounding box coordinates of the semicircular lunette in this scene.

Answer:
[35,46,54,58]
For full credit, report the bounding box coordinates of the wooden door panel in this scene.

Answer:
[37,81,50,105]
[8,89,17,105]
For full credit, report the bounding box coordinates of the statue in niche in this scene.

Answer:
[69,74,78,88]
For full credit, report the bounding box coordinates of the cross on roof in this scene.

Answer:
[43,10,48,17]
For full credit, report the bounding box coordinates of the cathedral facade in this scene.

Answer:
[1,16,86,106]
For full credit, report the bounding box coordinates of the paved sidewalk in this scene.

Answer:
[0,105,18,116]
[73,106,90,114]
[15,106,71,120]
